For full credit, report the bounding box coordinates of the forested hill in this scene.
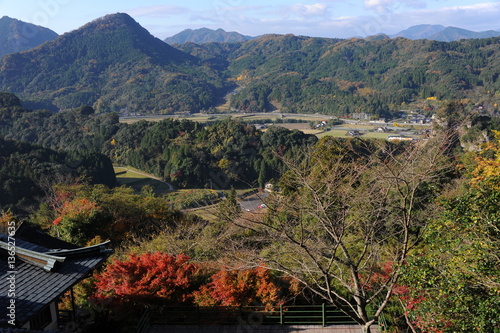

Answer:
[0,13,499,116]
[0,133,115,214]
[0,92,318,191]
[0,16,58,57]
[164,28,255,44]
[178,34,500,116]
[0,13,227,113]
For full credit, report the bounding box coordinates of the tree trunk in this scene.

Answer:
[362,323,373,333]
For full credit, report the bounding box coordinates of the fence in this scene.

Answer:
[149,305,361,326]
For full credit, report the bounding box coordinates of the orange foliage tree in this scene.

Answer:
[193,266,285,309]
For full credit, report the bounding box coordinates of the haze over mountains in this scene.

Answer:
[0,13,499,116]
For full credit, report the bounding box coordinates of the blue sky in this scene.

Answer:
[1,0,499,38]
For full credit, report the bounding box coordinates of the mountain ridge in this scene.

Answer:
[428,26,500,42]
[166,24,500,44]
[177,33,500,115]
[390,24,446,39]
[0,16,58,57]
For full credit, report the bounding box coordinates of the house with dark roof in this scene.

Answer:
[0,224,111,331]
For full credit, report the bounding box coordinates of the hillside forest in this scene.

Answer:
[0,12,499,333]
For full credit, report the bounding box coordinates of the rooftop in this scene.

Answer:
[0,224,111,328]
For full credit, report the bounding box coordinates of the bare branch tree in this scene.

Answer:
[224,133,455,332]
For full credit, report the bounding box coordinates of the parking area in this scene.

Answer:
[239,192,269,212]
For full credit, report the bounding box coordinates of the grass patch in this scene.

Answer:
[114,166,171,194]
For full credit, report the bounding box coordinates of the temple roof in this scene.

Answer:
[0,224,111,328]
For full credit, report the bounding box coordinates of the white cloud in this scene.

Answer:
[364,0,394,13]
[291,3,329,17]
[363,0,426,13]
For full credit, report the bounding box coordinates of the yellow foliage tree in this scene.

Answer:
[471,130,500,185]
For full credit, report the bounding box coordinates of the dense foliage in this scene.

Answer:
[402,132,500,332]
[111,118,316,188]
[193,266,285,308]
[35,183,195,246]
[0,93,317,191]
[181,35,500,116]
[0,136,115,215]
[94,252,199,307]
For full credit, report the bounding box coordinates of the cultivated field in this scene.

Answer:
[119,113,426,140]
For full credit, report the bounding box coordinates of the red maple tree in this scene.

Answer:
[94,252,198,307]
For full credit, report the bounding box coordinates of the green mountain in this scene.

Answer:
[429,26,500,42]
[391,24,446,39]
[0,16,58,57]
[0,13,226,114]
[165,27,255,44]
[177,34,500,116]
[0,14,499,117]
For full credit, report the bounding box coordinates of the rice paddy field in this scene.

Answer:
[119,113,427,140]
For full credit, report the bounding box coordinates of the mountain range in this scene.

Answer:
[167,25,500,44]
[0,13,498,116]
[0,16,58,57]
[391,24,500,42]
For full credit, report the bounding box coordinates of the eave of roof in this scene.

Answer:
[0,241,65,272]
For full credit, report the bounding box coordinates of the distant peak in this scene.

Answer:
[75,12,145,34]
[165,27,255,44]
[82,12,136,27]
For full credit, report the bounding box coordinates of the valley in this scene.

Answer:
[0,11,498,333]
[120,111,431,140]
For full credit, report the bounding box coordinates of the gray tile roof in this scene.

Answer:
[0,227,111,328]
